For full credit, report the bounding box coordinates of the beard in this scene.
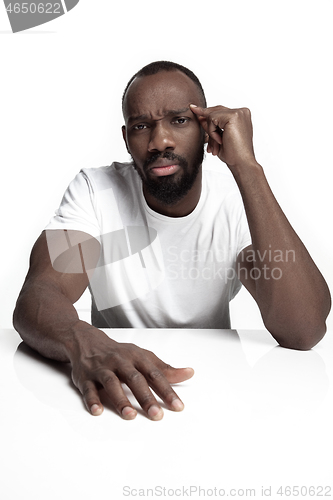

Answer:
[131,141,205,206]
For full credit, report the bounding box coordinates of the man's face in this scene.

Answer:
[122,70,206,206]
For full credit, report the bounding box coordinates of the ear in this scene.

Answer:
[122,125,130,153]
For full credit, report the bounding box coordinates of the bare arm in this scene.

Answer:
[13,230,193,419]
[191,104,331,350]
[234,169,331,350]
[13,230,95,361]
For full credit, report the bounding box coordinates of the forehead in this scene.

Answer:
[123,70,203,121]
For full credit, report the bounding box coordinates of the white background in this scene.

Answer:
[1,0,332,330]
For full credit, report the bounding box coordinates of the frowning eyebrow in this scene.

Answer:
[127,107,190,124]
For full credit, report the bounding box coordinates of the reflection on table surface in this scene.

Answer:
[1,328,332,500]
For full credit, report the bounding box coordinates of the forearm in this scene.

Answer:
[235,162,331,347]
[13,279,96,362]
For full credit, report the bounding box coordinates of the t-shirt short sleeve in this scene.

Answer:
[45,170,101,239]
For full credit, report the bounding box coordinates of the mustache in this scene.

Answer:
[143,152,188,171]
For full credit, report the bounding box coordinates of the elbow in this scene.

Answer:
[12,301,22,334]
[12,294,28,336]
[264,318,328,351]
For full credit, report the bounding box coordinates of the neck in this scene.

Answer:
[143,169,202,217]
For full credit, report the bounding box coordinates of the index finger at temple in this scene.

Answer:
[189,104,207,116]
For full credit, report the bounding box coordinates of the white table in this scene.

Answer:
[1,328,332,499]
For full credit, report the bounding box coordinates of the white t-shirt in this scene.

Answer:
[45,161,252,328]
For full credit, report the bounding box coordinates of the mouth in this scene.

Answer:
[150,164,180,177]
[148,160,180,177]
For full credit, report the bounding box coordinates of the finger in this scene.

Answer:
[100,371,137,420]
[207,136,212,154]
[191,104,224,145]
[206,120,223,145]
[163,366,195,384]
[189,104,209,116]
[143,349,194,383]
[207,136,218,155]
[196,113,223,146]
[137,362,186,412]
[119,366,164,421]
[195,114,210,134]
[80,379,104,416]
[189,104,210,133]
[190,103,231,119]
[213,136,221,156]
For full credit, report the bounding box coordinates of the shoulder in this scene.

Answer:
[79,162,137,186]
[77,162,139,192]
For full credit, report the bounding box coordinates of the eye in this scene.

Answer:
[133,124,148,131]
[172,117,189,125]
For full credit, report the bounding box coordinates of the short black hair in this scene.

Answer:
[122,60,207,111]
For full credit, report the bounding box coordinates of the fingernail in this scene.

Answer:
[148,405,163,420]
[90,404,103,416]
[122,406,137,420]
[190,104,197,108]
[171,399,184,411]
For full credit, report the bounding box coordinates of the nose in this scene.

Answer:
[148,122,176,153]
